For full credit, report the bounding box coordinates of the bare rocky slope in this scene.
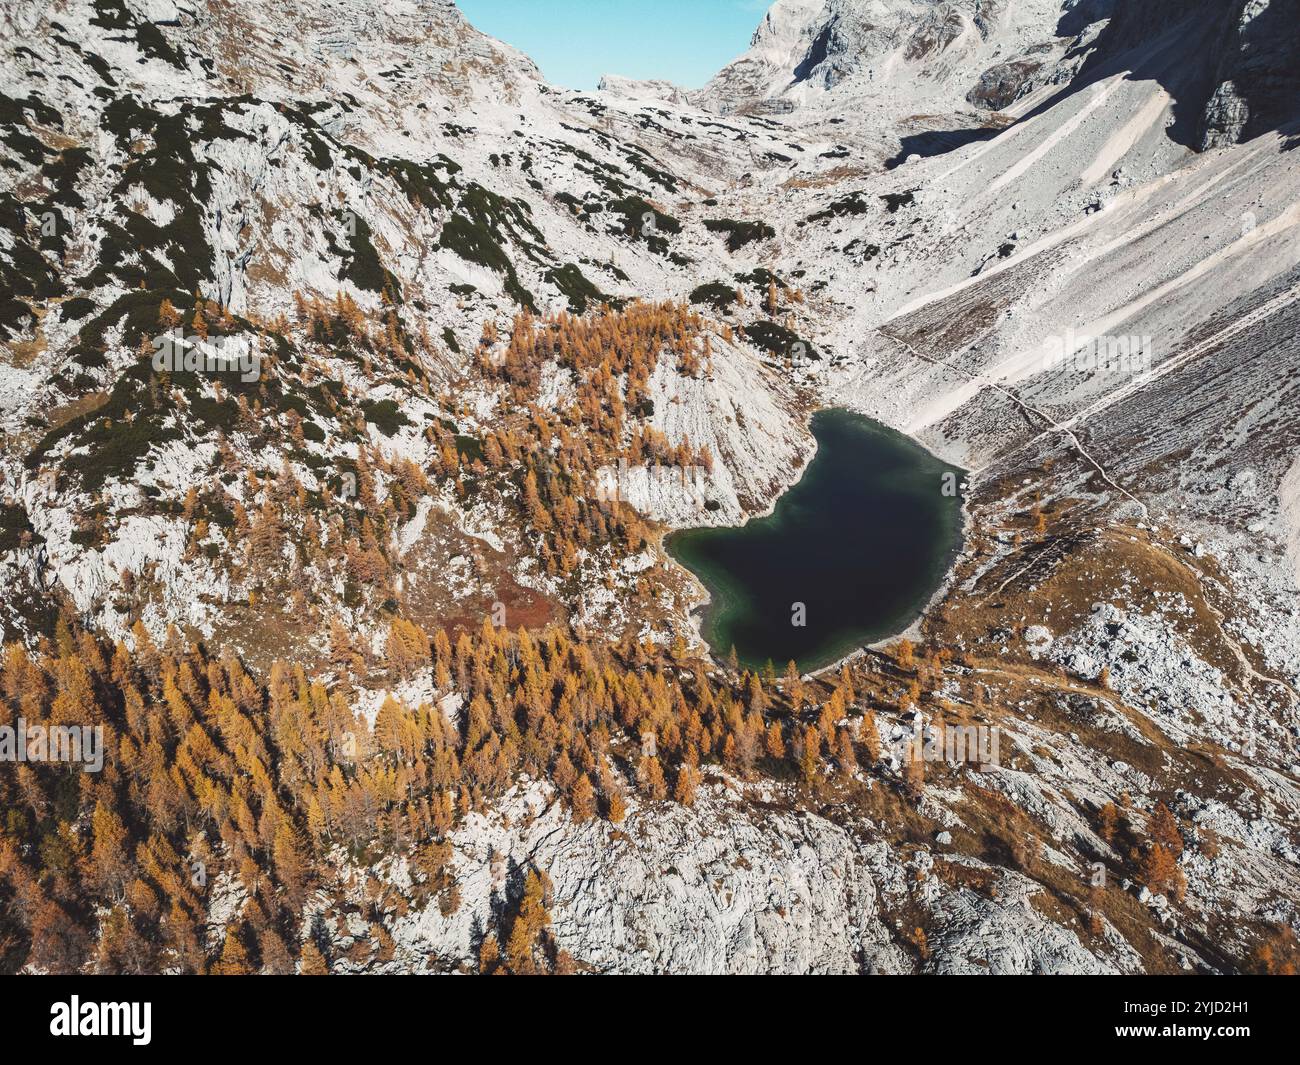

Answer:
[2,0,1299,973]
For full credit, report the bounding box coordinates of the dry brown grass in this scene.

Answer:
[47,389,109,429]
[781,164,871,191]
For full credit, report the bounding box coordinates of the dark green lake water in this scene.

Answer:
[667,409,964,673]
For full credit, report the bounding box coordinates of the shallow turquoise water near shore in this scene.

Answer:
[667,408,964,673]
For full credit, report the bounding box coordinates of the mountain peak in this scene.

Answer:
[596,73,691,104]
[694,0,1081,115]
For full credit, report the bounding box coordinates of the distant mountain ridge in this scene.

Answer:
[691,0,1078,115]
[657,0,1300,151]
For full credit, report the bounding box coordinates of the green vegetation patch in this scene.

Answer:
[704,218,776,252]
[361,399,412,437]
[734,267,788,296]
[689,282,740,311]
[327,209,398,295]
[607,196,681,257]
[0,192,67,328]
[0,504,38,553]
[61,287,188,370]
[87,95,255,292]
[438,183,541,310]
[55,363,184,491]
[60,297,97,322]
[621,147,680,192]
[743,319,819,360]
[454,434,484,464]
[0,93,58,165]
[383,155,459,211]
[804,192,871,225]
[545,263,611,313]
[90,0,186,69]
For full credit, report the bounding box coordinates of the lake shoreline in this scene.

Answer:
[664,408,968,676]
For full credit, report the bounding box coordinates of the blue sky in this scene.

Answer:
[457,0,767,90]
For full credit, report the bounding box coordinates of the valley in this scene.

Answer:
[0,0,1298,976]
